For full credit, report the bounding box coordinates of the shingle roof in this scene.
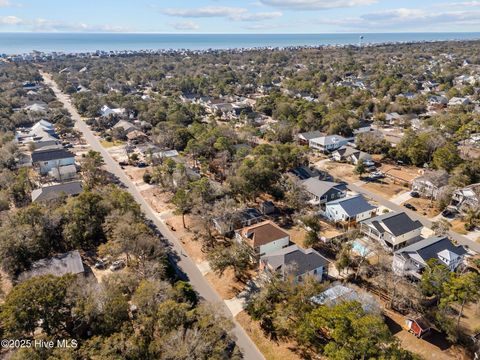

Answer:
[362,211,422,237]
[298,130,324,141]
[240,220,290,247]
[327,195,376,216]
[31,148,75,163]
[21,250,84,280]
[31,181,82,202]
[396,236,467,265]
[302,178,346,198]
[261,244,330,277]
[290,166,321,180]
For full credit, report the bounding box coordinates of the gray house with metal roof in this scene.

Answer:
[324,194,377,224]
[20,250,85,281]
[393,236,467,277]
[260,244,329,282]
[31,181,83,202]
[360,211,423,250]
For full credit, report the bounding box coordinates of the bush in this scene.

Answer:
[143,172,152,184]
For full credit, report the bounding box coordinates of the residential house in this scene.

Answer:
[331,146,374,166]
[126,130,148,143]
[290,165,321,181]
[448,97,471,107]
[411,170,449,199]
[236,220,290,257]
[360,211,423,251]
[428,95,448,107]
[213,207,264,235]
[309,135,349,153]
[260,244,329,282]
[48,164,77,181]
[450,183,480,213]
[385,112,403,125]
[16,120,60,148]
[31,148,75,175]
[31,181,83,202]
[302,178,347,205]
[297,130,324,145]
[323,194,377,224]
[100,105,126,117]
[353,120,372,135]
[393,236,467,277]
[20,250,85,281]
[24,101,48,113]
[113,120,138,134]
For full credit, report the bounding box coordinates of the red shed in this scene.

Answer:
[405,315,432,338]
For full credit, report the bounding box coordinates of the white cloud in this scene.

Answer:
[171,21,199,30]
[0,0,12,7]
[30,18,129,32]
[161,6,283,22]
[161,6,247,18]
[0,15,22,25]
[318,7,480,30]
[233,11,283,21]
[259,0,377,10]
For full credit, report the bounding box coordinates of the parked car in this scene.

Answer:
[441,209,455,218]
[94,259,106,269]
[137,162,147,168]
[109,260,125,271]
[404,203,417,211]
[410,191,420,198]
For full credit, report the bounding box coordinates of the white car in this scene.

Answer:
[109,260,125,271]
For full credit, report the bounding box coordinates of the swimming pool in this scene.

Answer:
[352,240,370,257]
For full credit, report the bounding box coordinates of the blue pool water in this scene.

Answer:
[352,240,370,256]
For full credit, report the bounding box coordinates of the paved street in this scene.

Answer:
[41,72,264,360]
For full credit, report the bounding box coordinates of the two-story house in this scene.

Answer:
[31,148,76,175]
[260,244,329,282]
[450,183,480,214]
[412,170,449,199]
[331,146,374,166]
[360,211,423,251]
[302,178,347,206]
[393,236,467,278]
[236,220,290,257]
[324,195,377,224]
[309,135,349,153]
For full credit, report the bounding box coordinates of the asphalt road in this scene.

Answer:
[41,72,264,360]
[348,180,480,253]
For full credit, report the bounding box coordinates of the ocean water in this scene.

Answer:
[1,32,480,55]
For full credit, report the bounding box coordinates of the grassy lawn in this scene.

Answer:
[100,139,125,148]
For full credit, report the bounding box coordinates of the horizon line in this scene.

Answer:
[1,31,480,35]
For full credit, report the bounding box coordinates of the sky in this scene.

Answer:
[0,0,479,34]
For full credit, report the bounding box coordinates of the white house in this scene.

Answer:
[100,105,126,117]
[324,195,377,224]
[309,135,349,153]
[393,236,467,277]
[236,220,290,257]
[31,148,76,175]
[448,97,471,107]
